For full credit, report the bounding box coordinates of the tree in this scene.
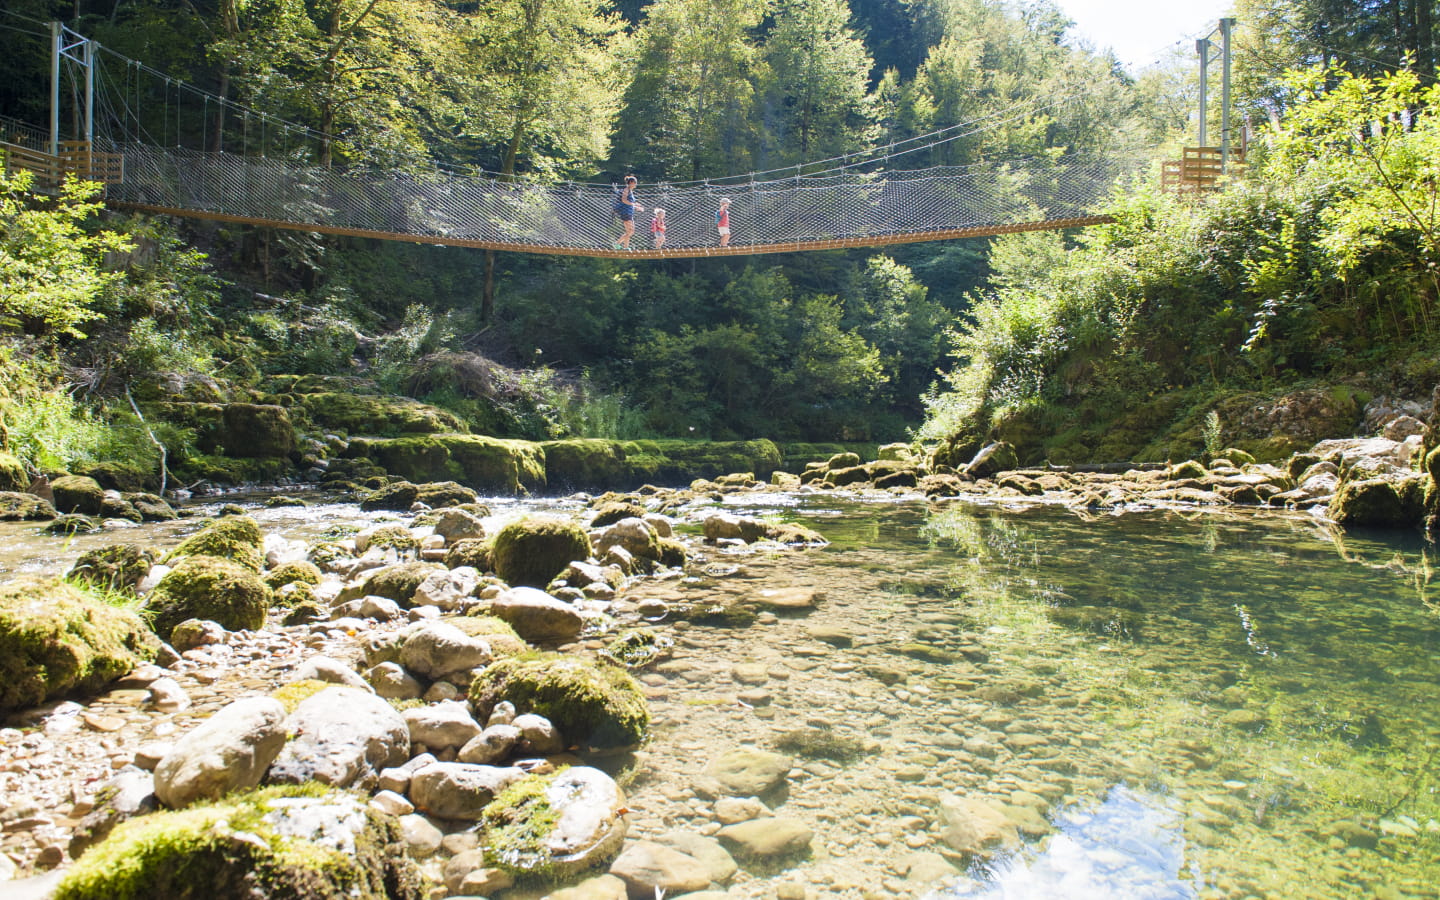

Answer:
[760,0,876,165]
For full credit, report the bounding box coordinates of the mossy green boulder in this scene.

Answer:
[542,440,629,491]
[69,545,157,591]
[146,556,272,639]
[51,474,106,516]
[0,490,56,521]
[52,786,422,900]
[470,653,649,751]
[343,562,442,608]
[163,515,265,572]
[346,435,545,495]
[358,481,420,511]
[1328,476,1427,528]
[296,390,466,435]
[0,576,159,714]
[264,561,323,590]
[491,516,591,588]
[0,450,27,491]
[444,538,492,571]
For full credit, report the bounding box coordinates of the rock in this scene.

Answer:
[399,620,492,679]
[365,661,423,700]
[44,513,101,535]
[543,873,630,900]
[412,567,481,611]
[965,442,1018,478]
[697,748,793,798]
[444,538,491,571]
[488,586,585,644]
[264,560,323,589]
[481,767,628,879]
[397,812,442,856]
[713,796,770,824]
[408,762,526,820]
[654,830,738,884]
[153,696,288,808]
[594,517,662,562]
[169,618,227,653]
[0,490,56,521]
[902,850,959,884]
[469,653,649,752]
[609,840,712,896]
[491,515,591,588]
[51,787,421,900]
[715,817,813,859]
[67,766,158,857]
[163,515,265,571]
[403,699,482,751]
[145,555,270,638]
[937,793,1021,859]
[590,500,648,527]
[145,676,191,713]
[1328,475,1426,528]
[67,544,156,591]
[431,507,488,544]
[289,656,372,692]
[343,561,443,607]
[267,686,410,788]
[703,513,768,543]
[512,712,564,755]
[50,474,106,515]
[458,723,521,765]
[360,481,421,511]
[0,576,159,714]
[750,587,821,610]
[1383,414,1426,441]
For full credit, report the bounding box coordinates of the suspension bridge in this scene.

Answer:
[0,18,1139,259]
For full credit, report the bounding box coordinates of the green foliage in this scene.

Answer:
[0,173,132,339]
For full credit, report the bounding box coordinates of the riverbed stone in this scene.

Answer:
[715,817,813,860]
[654,829,739,883]
[67,766,158,857]
[696,748,793,798]
[491,515,591,588]
[50,475,105,516]
[289,655,372,691]
[609,840,712,896]
[408,762,526,820]
[145,555,270,639]
[68,544,156,591]
[750,587,821,610]
[937,793,1021,859]
[487,586,585,644]
[543,874,630,900]
[412,567,481,611]
[481,767,627,879]
[469,652,649,751]
[403,699,482,751]
[399,619,492,678]
[153,696,288,808]
[267,686,409,788]
[0,490,56,520]
[366,661,423,699]
[594,517,663,562]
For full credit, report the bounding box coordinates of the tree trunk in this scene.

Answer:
[482,120,526,323]
[1418,0,1435,83]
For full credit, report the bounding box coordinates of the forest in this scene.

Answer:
[1,0,1438,481]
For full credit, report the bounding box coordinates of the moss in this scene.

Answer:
[296,391,466,436]
[45,514,103,535]
[146,556,271,639]
[346,435,545,495]
[0,576,159,714]
[69,545,156,591]
[656,538,687,568]
[470,653,649,751]
[0,491,56,520]
[542,440,629,492]
[264,561,323,590]
[491,516,591,589]
[270,678,331,714]
[776,443,877,471]
[355,562,442,607]
[264,495,308,508]
[773,728,867,762]
[0,449,27,491]
[1168,460,1207,481]
[51,785,422,900]
[365,525,420,555]
[221,404,297,458]
[51,475,106,515]
[599,629,673,669]
[481,771,565,879]
[589,500,647,528]
[273,582,320,616]
[164,516,265,572]
[444,538,492,571]
[415,481,478,508]
[309,542,354,570]
[764,522,826,545]
[1328,477,1426,528]
[451,614,527,657]
[359,481,420,512]
[617,439,783,485]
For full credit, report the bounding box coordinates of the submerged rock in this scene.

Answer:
[480,767,627,878]
[469,653,649,752]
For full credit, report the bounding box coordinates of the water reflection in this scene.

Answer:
[930,785,1198,900]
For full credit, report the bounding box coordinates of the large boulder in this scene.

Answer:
[163,515,265,572]
[399,620,492,679]
[153,697,288,808]
[480,767,627,878]
[0,490,56,520]
[964,442,1018,479]
[0,576,159,714]
[266,686,410,789]
[487,586,585,644]
[0,450,26,491]
[342,562,444,608]
[145,556,271,639]
[594,517,662,562]
[51,787,423,900]
[50,474,105,515]
[221,403,296,458]
[1328,475,1427,528]
[469,653,649,752]
[409,762,526,820]
[344,435,545,495]
[67,545,157,592]
[491,516,591,588]
[937,793,1021,860]
[359,481,420,511]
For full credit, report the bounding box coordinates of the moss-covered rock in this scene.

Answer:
[221,404,297,458]
[0,490,55,520]
[264,561,323,590]
[589,500,647,528]
[358,481,420,511]
[344,562,443,608]
[543,440,630,492]
[51,474,106,515]
[69,545,157,591]
[146,556,271,639]
[346,435,545,495]
[444,538,492,571]
[1328,476,1427,528]
[296,391,467,436]
[1167,460,1207,481]
[600,629,673,669]
[492,516,591,589]
[479,767,627,880]
[617,439,783,485]
[45,514,102,535]
[469,653,649,751]
[164,515,265,572]
[0,450,29,491]
[128,492,179,522]
[51,785,423,900]
[0,576,159,714]
[415,481,478,508]
[451,614,527,657]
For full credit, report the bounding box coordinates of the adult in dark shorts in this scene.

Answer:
[613,175,644,249]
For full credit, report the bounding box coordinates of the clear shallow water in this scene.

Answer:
[2,491,1436,897]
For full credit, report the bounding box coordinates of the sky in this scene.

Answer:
[1052,0,1235,70]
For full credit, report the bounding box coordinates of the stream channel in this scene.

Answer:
[2,488,1438,898]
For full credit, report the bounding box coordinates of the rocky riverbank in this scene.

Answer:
[1,407,1437,898]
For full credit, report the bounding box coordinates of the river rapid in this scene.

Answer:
[1,486,1437,899]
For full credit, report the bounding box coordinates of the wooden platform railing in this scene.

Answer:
[1,140,123,189]
[1161,146,1245,194]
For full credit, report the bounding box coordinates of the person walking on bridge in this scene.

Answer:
[613,175,644,250]
[716,197,732,247]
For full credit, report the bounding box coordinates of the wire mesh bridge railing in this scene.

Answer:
[101,144,1138,258]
